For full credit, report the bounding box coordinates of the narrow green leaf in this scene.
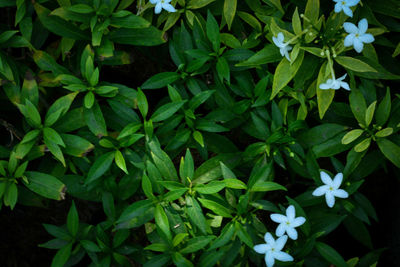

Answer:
[86,152,115,184]
[155,204,172,242]
[151,101,185,122]
[377,138,400,168]
[67,201,79,236]
[24,171,66,200]
[250,181,287,192]
[142,72,180,90]
[315,242,347,267]
[335,56,377,73]
[224,0,237,30]
[51,243,72,267]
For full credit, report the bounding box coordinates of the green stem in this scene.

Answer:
[325,49,336,80]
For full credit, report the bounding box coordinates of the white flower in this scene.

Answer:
[343,18,375,53]
[333,0,360,17]
[272,32,292,62]
[319,74,350,90]
[150,0,176,14]
[254,233,294,267]
[270,205,306,240]
[312,171,349,208]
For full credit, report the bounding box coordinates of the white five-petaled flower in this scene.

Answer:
[272,32,292,62]
[270,205,306,240]
[150,0,176,14]
[319,73,350,90]
[254,233,294,267]
[343,18,375,53]
[333,0,360,17]
[312,171,349,208]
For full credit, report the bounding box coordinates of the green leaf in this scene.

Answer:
[223,179,247,189]
[4,182,18,209]
[235,222,253,248]
[216,57,230,83]
[250,181,287,192]
[172,252,194,267]
[292,7,302,35]
[81,240,101,252]
[377,138,400,168]
[354,138,371,152]
[151,101,185,122]
[271,50,304,99]
[195,181,226,194]
[67,4,94,13]
[84,91,95,109]
[198,198,233,218]
[155,204,172,242]
[235,44,281,67]
[208,222,235,250]
[224,0,237,30]
[185,196,208,234]
[173,233,189,247]
[187,0,216,9]
[61,134,94,157]
[206,10,220,52]
[109,26,166,46]
[316,62,335,119]
[45,92,78,127]
[43,127,65,147]
[142,174,154,199]
[34,3,89,40]
[375,87,391,126]
[365,101,377,127]
[342,129,364,144]
[51,243,72,267]
[117,199,155,229]
[375,128,393,138]
[67,201,79,236]
[304,0,319,24]
[179,149,194,182]
[110,13,150,29]
[115,150,128,174]
[142,72,180,89]
[180,236,214,254]
[84,101,107,137]
[85,152,115,184]
[349,88,367,126]
[315,242,347,267]
[335,56,377,73]
[24,171,66,200]
[137,88,148,118]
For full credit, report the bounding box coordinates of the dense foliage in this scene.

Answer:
[0,0,399,266]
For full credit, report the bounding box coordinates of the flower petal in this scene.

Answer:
[162,3,176,12]
[359,34,374,44]
[320,171,333,185]
[331,80,341,90]
[277,32,284,43]
[274,251,294,262]
[343,6,353,17]
[332,173,343,189]
[344,34,355,47]
[312,185,329,196]
[150,0,158,4]
[343,22,358,34]
[333,189,349,198]
[270,214,287,223]
[353,38,364,53]
[292,217,306,227]
[254,244,269,254]
[265,251,275,267]
[334,3,343,13]
[340,81,351,91]
[337,73,347,81]
[319,82,331,90]
[272,36,279,47]
[325,192,336,208]
[358,18,368,34]
[276,223,286,237]
[286,227,298,240]
[286,205,295,220]
[154,3,162,14]
[264,232,275,244]
[274,235,288,251]
[347,0,360,6]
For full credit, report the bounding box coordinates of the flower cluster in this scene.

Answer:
[254,205,305,266]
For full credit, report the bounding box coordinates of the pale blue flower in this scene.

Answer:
[333,0,360,17]
[272,32,292,62]
[270,205,306,240]
[254,233,294,267]
[150,0,176,14]
[319,74,350,90]
[343,18,375,53]
[312,171,349,208]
